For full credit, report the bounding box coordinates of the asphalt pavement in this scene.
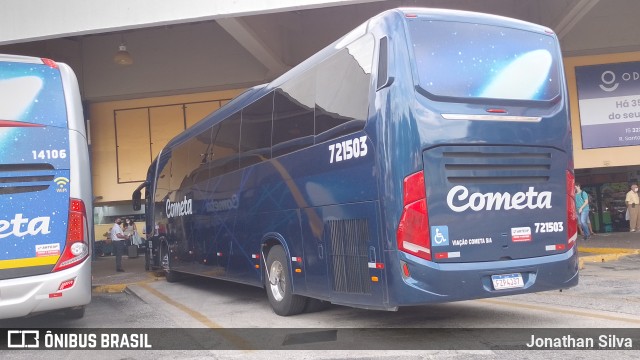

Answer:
[91,247,160,293]
[90,231,640,293]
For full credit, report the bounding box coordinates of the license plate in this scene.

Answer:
[491,273,524,290]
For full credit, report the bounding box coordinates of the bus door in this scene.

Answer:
[167,129,212,271]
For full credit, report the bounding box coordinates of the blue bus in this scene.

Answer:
[133,8,578,316]
[0,55,93,319]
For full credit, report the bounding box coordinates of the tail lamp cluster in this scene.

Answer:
[52,198,89,272]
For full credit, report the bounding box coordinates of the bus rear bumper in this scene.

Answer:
[0,259,91,320]
[390,247,579,306]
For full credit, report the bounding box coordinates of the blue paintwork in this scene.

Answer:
[0,61,70,266]
[142,8,577,311]
[0,56,93,319]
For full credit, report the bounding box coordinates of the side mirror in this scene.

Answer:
[132,180,149,211]
[132,190,142,211]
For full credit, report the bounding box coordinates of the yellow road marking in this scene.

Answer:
[137,282,254,350]
[579,247,640,255]
[92,272,159,293]
[479,298,640,325]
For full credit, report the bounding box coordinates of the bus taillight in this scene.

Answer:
[397,171,432,261]
[41,58,59,69]
[566,171,577,249]
[53,199,89,272]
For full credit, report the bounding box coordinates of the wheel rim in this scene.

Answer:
[269,259,285,302]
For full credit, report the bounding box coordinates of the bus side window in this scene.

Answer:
[315,34,374,143]
[210,112,241,176]
[155,154,172,202]
[170,142,191,192]
[272,70,315,157]
[188,127,215,185]
[240,93,274,168]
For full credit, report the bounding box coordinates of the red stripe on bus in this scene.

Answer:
[0,120,44,127]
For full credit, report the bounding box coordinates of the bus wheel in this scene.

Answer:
[265,245,306,316]
[160,243,179,283]
[144,240,151,271]
[304,298,331,313]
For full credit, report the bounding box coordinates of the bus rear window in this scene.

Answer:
[0,61,67,127]
[407,20,560,102]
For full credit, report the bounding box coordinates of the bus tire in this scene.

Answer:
[304,298,331,313]
[265,245,306,316]
[64,306,85,319]
[160,243,179,283]
[144,239,150,271]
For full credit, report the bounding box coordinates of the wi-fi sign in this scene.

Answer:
[54,177,69,189]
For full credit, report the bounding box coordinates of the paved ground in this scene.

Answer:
[91,231,640,292]
[91,248,159,293]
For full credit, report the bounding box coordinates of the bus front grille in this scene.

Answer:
[327,219,371,295]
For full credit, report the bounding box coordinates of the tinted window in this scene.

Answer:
[240,94,273,167]
[170,141,191,191]
[408,20,560,101]
[155,153,172,202]
[315,34,374,141]
[187,128,213,185]
[210,112,241,176]
[273,71,315,157]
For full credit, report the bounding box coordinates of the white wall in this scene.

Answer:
[0,0,383,45]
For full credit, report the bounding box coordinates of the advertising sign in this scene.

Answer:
[575,61,640,149]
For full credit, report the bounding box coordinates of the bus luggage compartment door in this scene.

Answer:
[304,202,386,307]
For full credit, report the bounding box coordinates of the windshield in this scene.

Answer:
[407,19,560,102]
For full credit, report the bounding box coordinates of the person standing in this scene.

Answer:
[575,183,590,240]
[625,183,640,232]
[110,218,129,272]
[126,218,142,246]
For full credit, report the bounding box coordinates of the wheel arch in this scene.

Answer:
[260,232,294,289]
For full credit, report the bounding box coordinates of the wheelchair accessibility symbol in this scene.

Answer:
[431,226,449,246]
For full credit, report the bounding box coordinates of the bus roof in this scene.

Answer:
[162,7,553,151]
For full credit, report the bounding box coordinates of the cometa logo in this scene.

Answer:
[0,214,51,239]
[446,185,552,212]
[205,195,239,212]
[166,196,193,218]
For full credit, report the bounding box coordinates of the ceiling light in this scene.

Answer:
[113,41,133,66]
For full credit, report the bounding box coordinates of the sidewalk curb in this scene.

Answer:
[578,248,640,269]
